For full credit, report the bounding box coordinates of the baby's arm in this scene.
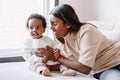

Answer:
[22,39,42,64]
[35,48,49,64]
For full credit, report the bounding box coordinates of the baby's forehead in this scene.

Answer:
[29,18,43,23]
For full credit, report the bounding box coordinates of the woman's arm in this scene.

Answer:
[53,48,92,74]
[57,55,92,74]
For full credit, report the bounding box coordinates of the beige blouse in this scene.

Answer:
[55,23,120,74]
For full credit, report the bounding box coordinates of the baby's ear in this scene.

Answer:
[43,28,45,33]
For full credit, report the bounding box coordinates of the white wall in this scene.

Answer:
[97,0,120,22]
[59,0,120,22]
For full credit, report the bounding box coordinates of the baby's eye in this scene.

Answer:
[36,26,39,29]
[36,26,41,29]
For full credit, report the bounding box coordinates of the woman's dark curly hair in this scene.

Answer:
[26,13,47,29]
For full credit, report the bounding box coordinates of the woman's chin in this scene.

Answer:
[53,33,61,38]
[55,35,60,38]
[54,34,59,38]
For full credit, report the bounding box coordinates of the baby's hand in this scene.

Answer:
[35,48,45,57]
[42,56,48,64]
[35,52,43,57]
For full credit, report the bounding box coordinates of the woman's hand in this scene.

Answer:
[53,48,62,60]
[44,46,56,61]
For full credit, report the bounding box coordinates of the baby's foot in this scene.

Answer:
[62,69,76,76]
[41,68,52,76]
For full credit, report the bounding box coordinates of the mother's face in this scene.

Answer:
[49,15,69,38]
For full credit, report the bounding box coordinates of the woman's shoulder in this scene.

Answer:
[72,23,99,39]
[78,23,98,35]
[80,23,97,31]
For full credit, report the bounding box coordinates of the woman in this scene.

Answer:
[38,4,120,80]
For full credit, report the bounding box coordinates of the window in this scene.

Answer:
[0,0,56,49]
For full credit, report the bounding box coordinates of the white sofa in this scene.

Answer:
[88,21,120,41]
[1,21,120,80]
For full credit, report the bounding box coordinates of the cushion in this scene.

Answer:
[0,49,25,63]
[0,56,25,63]
[100,30,120,41]
[87,21,115,30]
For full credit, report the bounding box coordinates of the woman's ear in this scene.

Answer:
[65,23,70,28]
[67,25,70,28]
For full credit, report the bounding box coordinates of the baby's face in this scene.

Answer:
[28,18,45,39]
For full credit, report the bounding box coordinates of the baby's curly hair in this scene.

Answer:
[26,13,47,29]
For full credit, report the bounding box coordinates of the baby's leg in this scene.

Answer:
[29,62,52,76]
[60,65,77,76]
[41,67,52,76]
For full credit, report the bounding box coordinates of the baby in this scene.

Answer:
[23,13,76,76]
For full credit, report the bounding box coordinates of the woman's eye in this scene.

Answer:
[36,26,39,29]
[53,23,57,26]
